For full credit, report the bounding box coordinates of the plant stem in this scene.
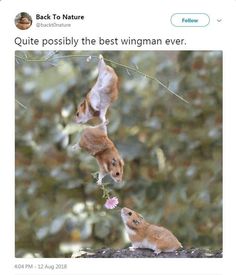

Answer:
[15,99,27,109]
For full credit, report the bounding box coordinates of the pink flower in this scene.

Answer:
[104,197,119,209]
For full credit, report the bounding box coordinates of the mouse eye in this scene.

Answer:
[76,112,80,117]
[116,172,120,176]
[112,159,116,166]
[128,212,132,216]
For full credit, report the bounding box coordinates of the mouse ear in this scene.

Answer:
[78,99,86,111]
[118,158,124,166]
[133,219,140,225]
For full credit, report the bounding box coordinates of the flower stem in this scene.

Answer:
[99,184,110,200]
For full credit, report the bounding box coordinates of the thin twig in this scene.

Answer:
[15,54,189,104]
[15,99,27,109]
[104,57,189,104]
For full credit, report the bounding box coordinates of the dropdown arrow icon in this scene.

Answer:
[217,19,222,22]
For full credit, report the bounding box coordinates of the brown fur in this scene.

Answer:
[79,125,113,156]
[100,65,119,102]
[79,123,124,184]
[121,207,182,254]
[76,55,119,124]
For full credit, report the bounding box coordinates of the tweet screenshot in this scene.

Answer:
[0,0,235,274]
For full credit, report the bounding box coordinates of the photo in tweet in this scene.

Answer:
[15,51,222,258]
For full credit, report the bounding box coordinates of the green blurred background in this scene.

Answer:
[15,51,222,257]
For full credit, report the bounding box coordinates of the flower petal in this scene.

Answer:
[104,197,119,209]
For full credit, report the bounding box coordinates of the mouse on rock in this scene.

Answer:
[75,54,119,124]
[78,122,124,185]
[121,207,182,255]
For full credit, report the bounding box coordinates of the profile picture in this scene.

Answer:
[15,12,32,30]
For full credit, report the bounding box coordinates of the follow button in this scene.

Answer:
[171,13,210,27]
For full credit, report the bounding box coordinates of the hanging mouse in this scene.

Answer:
[76,54,119,124]
[78,122,124,185]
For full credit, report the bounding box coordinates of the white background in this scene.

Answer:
[0,0,235,274]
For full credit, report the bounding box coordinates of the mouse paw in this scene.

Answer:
[103,119,109,126]
[129,246,136,252]
[99,54,104,60]
[72,143,80,150]
[154,249,161,255]
[96,179,103,185]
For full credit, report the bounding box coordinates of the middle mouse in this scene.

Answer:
[79,122,124,185]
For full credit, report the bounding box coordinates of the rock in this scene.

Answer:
[72,247,222,258]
